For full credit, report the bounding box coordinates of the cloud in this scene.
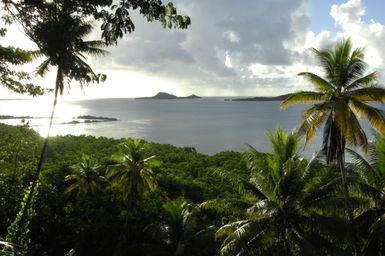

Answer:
[5,0,385,98]
[330,0,385,71]
[97,0,312,96]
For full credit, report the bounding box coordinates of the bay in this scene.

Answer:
[0,97,375,157]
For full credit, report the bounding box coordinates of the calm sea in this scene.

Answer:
[0,97,375,157]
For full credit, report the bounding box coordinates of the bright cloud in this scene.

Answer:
[330,0,385,69]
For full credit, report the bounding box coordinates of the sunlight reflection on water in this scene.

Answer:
[0,98,86,136]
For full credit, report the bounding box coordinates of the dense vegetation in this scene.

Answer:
[1,123,385,255]
[0,123,246,255]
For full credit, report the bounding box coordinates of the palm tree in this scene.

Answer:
[107,139,157,203]
[32,11,107,147]
[64,154,108,200]
[347,132,385,255]
[14,8,107,244]
[202,128,346,255]
[107,138,157,256]
[281,38,385,255]
[142,199,216,256]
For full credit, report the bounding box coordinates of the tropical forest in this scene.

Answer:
[2,0,385,256]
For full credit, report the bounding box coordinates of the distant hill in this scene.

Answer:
[229,93,292,101]
[135,92,202,100]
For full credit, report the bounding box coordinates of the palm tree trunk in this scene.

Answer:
[337,135,361,256]
[113,201,132,256]
[14,70,61,242]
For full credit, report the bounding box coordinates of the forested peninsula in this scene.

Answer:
[228,93,292,101]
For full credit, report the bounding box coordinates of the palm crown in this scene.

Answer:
[65,154,107,200]
[281,38,385,165]
[107,139,157,202]
[31,12,107,94]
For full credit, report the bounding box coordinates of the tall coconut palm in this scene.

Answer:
[15,9,107,243]
[281,38,385,164]
[281,38,385,255]
[202,128,346,255]
[65,154,108,200]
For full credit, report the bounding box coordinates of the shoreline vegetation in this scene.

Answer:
[224,93,292,101]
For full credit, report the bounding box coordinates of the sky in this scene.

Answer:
[1,0,385,99]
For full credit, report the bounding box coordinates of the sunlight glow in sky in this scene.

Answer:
[2,0,385,99]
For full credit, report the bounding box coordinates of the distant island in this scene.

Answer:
[75,115,118,121]
[0,115,45,119]
[135,92,202,100]
[62,115,119,125]
[226,93,292,101]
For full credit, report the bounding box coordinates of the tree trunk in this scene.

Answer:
[337,134,361,256]
[14,71,61,242]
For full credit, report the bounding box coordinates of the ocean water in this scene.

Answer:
[0,97,375,157]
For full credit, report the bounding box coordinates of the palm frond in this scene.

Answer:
[215,220,249,240]
[278,159,304,198]
[301,177,341,209]
[291,227,320,255]
[281,91,328,109]
[29,50,45,59]
[364,214,385,256]
[298,72,336,93]
[301,151,325,182]
[246,199,278,218]
[346,72,378,91]
[348,86,385,103]
[349,98,385,134]
[346,148,380,185]
[218,219,270,256]
[348,110,368,149]
[35,58,52,77]
[345,47,368,86]
[298,104,329,147]
[371,131,385,178]
[310,48,334,81]
[355,182,382,202]
[202,198,251,213]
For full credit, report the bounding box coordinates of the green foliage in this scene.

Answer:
[2,0,190,46]
[0,28,47,96]
[206,128,347,255]
[6,183,38,256]
[100,1,191,44]
[0,124,41,235]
